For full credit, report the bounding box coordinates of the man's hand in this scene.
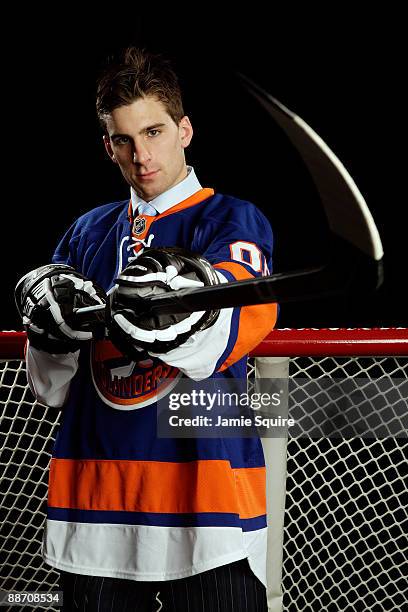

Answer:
[107,247,220,357]
[15,264,107,353]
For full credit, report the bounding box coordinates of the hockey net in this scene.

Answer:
[1,329,407,611]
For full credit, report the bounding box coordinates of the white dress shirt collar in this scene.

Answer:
[130,166,202,215]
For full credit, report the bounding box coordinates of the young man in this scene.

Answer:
[18,47,277,611]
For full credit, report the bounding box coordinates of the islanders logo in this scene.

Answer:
[91,339,182,410]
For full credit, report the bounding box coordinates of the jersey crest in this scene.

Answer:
[133,216,147,235]
[90,339,181,410]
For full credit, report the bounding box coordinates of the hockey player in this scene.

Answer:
[15,47,277,611]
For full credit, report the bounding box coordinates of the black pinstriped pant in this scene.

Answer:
[59,558,268,611]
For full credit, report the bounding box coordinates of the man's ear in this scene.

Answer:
[103,135,117,163]
[179,116,193,149]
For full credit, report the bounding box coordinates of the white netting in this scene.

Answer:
[0,359,60,610]
[248,355,408,612]
[1,344,407,611]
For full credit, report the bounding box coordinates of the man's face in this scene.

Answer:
[103,96,193,202]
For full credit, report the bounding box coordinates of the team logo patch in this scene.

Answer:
[133,216,146,235]
[91,339,181,410]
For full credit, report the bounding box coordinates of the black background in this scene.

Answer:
[2,12,406,330]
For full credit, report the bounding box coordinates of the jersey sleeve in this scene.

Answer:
[151,199,277,379]
[51,221,80,267]
[26,344,80,407]
[25,222,81,406]
[196,200,277,372]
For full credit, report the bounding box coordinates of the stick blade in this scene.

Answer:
[237,73,384,261]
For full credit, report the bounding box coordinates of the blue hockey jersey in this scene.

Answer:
[36,171,277,585]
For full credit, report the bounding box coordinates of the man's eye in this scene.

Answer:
[114,137,130,145]
[147,129,160,137]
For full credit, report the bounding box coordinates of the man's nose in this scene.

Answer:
[132,142,151,164]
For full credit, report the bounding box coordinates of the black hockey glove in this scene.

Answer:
[107,247,220,357]
[15,264,107,353]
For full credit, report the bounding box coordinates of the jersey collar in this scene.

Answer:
[130,166,202,216]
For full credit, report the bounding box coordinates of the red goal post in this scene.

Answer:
[1,328,407,612]
[252,327,408,356]
[2,327,408,359]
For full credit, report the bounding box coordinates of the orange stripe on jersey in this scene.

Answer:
[48,459,266,519]
[157,188,215,219]
[129,188,215,254]
[128,188,215,224]
[214,261,255,281]
[233,466,266,519]
[214,261,278,371]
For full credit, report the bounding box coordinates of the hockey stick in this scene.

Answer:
[75,76,383,322]
[75,238,379,323]
[237,74,383,261]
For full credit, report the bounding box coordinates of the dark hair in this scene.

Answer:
[96,47,185,129]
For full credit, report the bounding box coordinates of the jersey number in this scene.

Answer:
[230,241,269,274]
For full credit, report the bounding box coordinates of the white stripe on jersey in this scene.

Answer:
[43,521,267,585]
